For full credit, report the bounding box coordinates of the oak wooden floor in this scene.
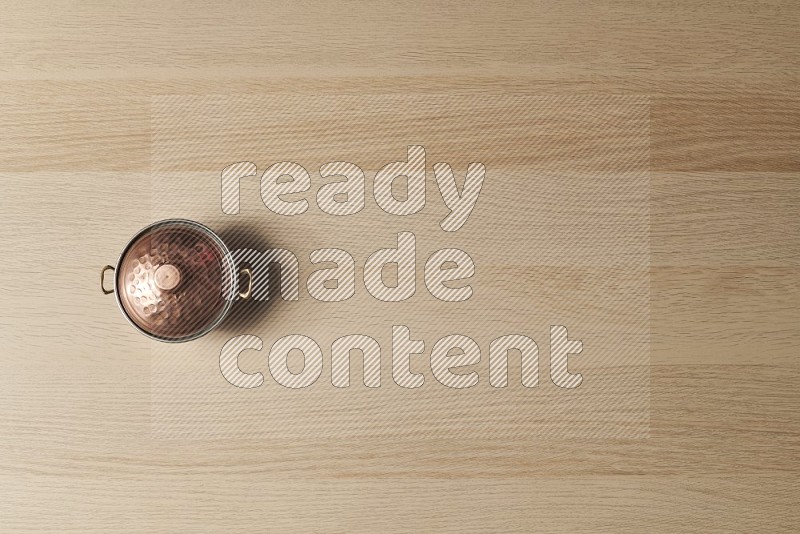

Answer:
[1,2,799,532]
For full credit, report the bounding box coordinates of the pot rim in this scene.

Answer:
[112,218,237,343]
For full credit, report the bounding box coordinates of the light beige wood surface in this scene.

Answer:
[1,1,799,532]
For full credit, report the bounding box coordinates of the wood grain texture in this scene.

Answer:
[1,1,799,531]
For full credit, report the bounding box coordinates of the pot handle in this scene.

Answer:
[101,265,115,295]
[239,266,253,300]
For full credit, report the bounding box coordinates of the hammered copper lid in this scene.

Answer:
[115,220,235,342]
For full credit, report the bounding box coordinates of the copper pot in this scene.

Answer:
[101,219,252,342]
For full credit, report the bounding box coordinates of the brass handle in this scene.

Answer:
[238,266,253,300]
[101,265,115,295]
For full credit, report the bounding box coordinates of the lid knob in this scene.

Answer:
[154,263,181,291]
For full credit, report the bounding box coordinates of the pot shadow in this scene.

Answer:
[215,222,283,334]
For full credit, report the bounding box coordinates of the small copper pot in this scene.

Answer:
[101,219,252,343]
